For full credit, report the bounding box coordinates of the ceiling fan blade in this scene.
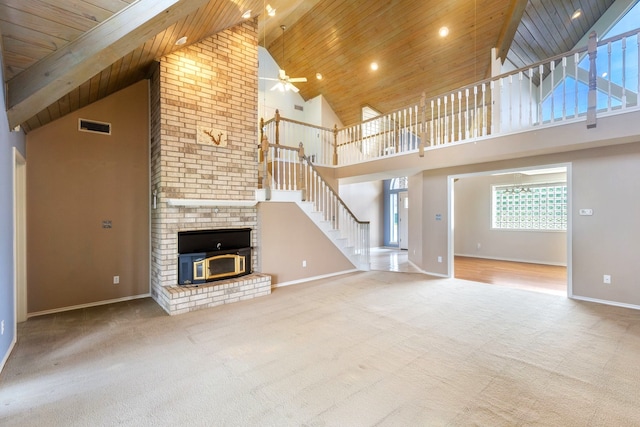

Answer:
[270,82,285,91]
[260,77,280,81]
[287,83,300,93]
[288,77,307,83]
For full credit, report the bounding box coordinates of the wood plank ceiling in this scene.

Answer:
[0,0,622,132]
[0,0,265,132]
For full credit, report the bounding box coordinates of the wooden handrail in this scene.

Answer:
[301,153,369,225]
[264,141,368,224]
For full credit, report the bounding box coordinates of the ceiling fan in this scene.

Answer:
[261,25,307,93]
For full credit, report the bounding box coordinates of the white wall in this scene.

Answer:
[305,94,343,129]
[454,172,567,265]
[339,180,384,247]
[258,46,307,122]
[258,47,343,129]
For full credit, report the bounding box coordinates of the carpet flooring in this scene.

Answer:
[1,271,640,426]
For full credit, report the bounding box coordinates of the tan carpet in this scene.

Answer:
[1,271,639,426]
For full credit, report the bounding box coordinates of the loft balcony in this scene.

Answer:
[260,30,640,180]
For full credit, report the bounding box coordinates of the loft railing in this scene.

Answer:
[261,111,338,166]
[260,29,640,167]
[258,139,370,268]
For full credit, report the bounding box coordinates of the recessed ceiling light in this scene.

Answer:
[242,10,251,19]
[266,4,276,17]
[370,62,379,71]
[439,26,449,38]
[571,9,582,20]
[316,73,323,80]
[175,36,187,46]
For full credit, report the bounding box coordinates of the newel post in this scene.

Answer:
[261,134,271,200]
[419,92,426,157]
[259,117,265,162]
[274,109,281,145]
[298,142,306,201]
[333,124,338,166]
[587,31,598,129]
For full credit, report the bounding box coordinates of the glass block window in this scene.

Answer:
[492,183,567,231]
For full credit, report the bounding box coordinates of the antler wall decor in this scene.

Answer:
[196,124,227,147]
[203,129,223,145]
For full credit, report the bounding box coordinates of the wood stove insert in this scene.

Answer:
[177,228,251,285]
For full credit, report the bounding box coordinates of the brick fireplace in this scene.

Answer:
[149,19,270,315]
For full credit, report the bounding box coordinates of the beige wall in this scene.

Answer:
[408,174,424,265]
[411,173,450,276]
[258,202,354,284]
[571,144,640,305]
[26,81,150,313]
[407,140,640,307]
[454,173,567,265]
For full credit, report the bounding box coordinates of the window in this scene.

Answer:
[362,105,381,137]
[541,2,640,120]
[492,183,567,231]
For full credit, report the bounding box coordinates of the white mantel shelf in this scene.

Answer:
[166,198,258,208]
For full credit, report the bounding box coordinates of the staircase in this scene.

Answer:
[295,199,370,270]
[258,141,370,271]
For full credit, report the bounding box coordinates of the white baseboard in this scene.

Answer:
[27,293,151,318]
[274,269,359,288]
[454,253,567,267]
[422,271,449,278]
[0,336,16,374]
[406,260,449,278]
[570,295,640,311]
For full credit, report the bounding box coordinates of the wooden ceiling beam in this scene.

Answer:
[493,0,528,66]
[5,0,213,128]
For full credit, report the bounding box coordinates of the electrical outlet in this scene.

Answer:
[113,276,120,284]
[476,243,481,250]
[302,260,307,267]
[437,256,443,263]
[603,274,611,284]
[1,320,4,335]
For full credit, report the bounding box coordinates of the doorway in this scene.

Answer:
[13,148,27,322]
[384,177,408,247]
[449,165,571,296]
[398,192,408,250]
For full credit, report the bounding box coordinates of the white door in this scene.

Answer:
[398,192,408,250]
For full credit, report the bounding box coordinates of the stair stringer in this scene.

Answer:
[295,200,371,271]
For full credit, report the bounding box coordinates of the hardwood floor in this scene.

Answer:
[371,248,567,296]
[454,256,567,296]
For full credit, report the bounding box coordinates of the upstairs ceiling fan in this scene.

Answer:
[261,25,307,92]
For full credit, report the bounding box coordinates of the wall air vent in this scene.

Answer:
[294,105,304,111]
[78,119,111,135]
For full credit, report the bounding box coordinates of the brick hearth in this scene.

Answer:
[158,273,271,315]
